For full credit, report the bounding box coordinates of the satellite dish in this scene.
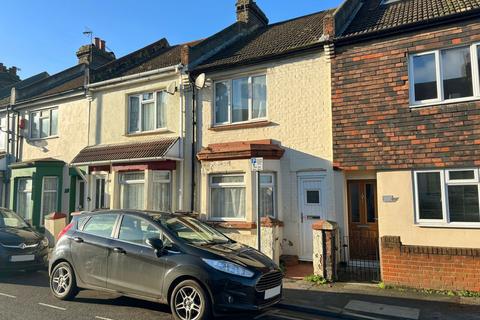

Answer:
[166,81,177,95]
[195,73,206,89]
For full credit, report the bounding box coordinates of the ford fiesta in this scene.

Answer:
[49,210,283,320]
[0,208,49,271]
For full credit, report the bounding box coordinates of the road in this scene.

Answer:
[0,270,339,320]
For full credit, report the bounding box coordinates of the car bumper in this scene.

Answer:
[0,247,49,271]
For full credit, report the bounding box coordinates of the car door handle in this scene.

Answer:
[112,247,126,254]
[73,237,84,243]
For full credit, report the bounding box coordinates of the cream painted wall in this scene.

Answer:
[197,52,334,256]
[377,170,480,248]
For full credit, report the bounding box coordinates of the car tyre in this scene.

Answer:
[50,262,78,301]
[170,279,211,320]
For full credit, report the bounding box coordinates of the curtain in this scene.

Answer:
[156,91,167,129]
[40,110,50,138]
[129,96,140,132]
[215,82,229,123]
[17,179,33,222]
[232,78,249,122]
[211,187,245,219]
[252,75,267,119]
[31,112,40,138]
[142,102,155,131]
[51,109,58,136]
[42,177,58,219]
[153,182,170,212]
[121,172,145,210]
[260,186,274,217]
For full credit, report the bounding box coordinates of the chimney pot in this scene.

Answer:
[94,37,101,48]
[100,39,106,51]
[8,67,17,76]
[236,0,268,27]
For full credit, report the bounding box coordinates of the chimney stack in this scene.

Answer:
[76,37,116,69]
[236,0,269,27]
[0,63,20,89]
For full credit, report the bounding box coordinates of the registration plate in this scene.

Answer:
[10,255,35,262]
[264,285,281,299]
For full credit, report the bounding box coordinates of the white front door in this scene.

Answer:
[75,179,87,211]
[298,173,327,261]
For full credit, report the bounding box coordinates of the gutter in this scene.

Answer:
[87,64,183,90]
[70,156,183,167]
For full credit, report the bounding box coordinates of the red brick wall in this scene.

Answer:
[332,18,480,170]
[381,236,480,292]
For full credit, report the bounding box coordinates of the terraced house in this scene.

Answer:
[332,0,480,291]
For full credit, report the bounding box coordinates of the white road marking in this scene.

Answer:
[95,317,114,320]
[0,292,16,299]
[38,303,67,311]
[344,300,420,320]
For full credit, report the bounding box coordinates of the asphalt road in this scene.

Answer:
[0,270,339,320]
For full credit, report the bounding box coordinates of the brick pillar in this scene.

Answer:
[260,217,283,264]
[312,220,339,281]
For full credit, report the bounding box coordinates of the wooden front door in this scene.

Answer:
[347,180,379,261]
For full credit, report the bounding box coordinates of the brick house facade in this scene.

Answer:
[332,0,480,291]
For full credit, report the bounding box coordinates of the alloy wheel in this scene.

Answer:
[174,286,203,320]
[51,266,72,296]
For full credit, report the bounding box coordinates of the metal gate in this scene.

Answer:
[336,235,381,282]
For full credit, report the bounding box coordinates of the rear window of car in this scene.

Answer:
[82,214,118,238]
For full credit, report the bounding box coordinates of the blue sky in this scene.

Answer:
[0,0,342,79]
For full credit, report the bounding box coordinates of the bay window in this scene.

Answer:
[152,171,171,212]
[120,172,145,210]
[41,177,58,222]
[414,169,480,225]
[409,43,480,106]
[210,175,245,220]
[214,75,267,125]
[30,107,58,139]
[128,91,168,133]
[260,173,276,218]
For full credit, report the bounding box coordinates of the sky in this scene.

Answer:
[0,0,342,79]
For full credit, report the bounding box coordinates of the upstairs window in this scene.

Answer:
[30,108,58,139]
[214,75,267,125]
[409,44,480,106]
[128,91,168,133]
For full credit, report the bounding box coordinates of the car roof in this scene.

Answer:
[78,209,192,220]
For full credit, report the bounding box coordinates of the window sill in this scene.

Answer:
[410,96,480,109]
[209,120,273,132]
[417,222,480,229]
[125,128,171,137]
[28,135,59,142]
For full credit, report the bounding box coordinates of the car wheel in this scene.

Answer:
[170,280,211,320]
[50,262,78,301]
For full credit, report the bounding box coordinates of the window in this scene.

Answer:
[94,176,108,209]
[409,44,480,106]
[214,75,267,125]
[17,178,33,223]
[210,175,245,220]
[414,169,480,225]
[118,215,161,246]
[82,214,118,238]
[120,172,145,210]
[260,173,276,218]
[41,177,58,221]
[0,115,7,150]
[128,91,168,133]
[152,171,171,212]
[30,108,58,139]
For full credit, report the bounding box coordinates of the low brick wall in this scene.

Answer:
[381,236,480,292]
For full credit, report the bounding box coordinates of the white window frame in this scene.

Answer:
[0,114,7,151]
[127,91,168,134]
[29,107,58,140]
[260,172,276,218]
[93,174,109,210]
[152,170,172,212]
[119,171,146,210]
[209,174,246,221]
[409,43,480,107]
[213,74,267,125]
[414,169,480,228]
[40,176,58,225]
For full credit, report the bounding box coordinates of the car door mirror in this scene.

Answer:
[146,238,164,257]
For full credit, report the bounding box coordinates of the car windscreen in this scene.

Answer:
[157,216,230,245]
[0,209,29,229]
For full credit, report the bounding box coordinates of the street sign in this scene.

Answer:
[250,157,264,171]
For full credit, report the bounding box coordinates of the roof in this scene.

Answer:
[197,139,285,161]
[196,9,334,71]
[0,72,49,100]
[9,157,65,169]
[91,38,202,83]
[341,0,480,38]
[71,137,179,164]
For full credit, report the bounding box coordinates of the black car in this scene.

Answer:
[49,210,283,320]
[0,208,49,271]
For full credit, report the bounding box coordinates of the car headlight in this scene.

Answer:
[202,258,254,278]
[41,237,49,248]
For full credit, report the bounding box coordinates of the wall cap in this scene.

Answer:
[312,220,338,230]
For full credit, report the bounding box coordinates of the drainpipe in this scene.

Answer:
[190,79,196,213]
[5,104,11,208]
[178,72,184,212]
